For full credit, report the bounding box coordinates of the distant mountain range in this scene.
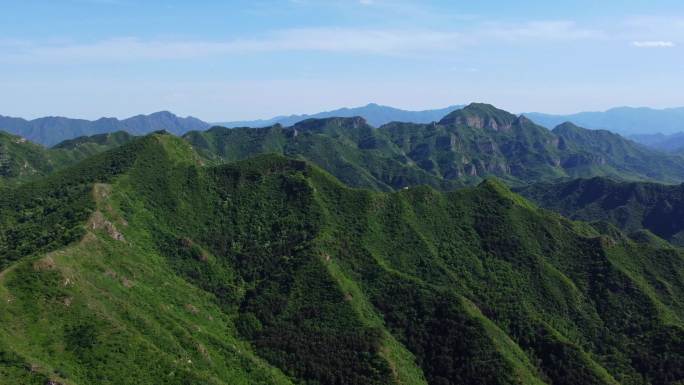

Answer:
[0,111,209,146]
[628,132,684,153]
[526,107,684,136]
[215,103,464,128]
[5,103,684,152]
[220,104,684,140]
[0,104,462,147]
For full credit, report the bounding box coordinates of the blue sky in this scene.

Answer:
[1,0,683,121]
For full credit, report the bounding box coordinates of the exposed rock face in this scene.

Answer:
[477,140,498,154]
[88,211,125,242]
[439,103,517,131]
[466,164,478,176]
[435,135,455,151]
[487,162,509,174]
[448,115,513,131]
[89,184,126,241]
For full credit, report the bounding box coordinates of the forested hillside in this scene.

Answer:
[186,103,684,189]
[5,103,684,190]
[0,131,136,187]
[518,177,684,246]
[2,134,684,384]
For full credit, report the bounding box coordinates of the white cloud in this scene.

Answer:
[482,21,607,42]
[0,20,609,64]
[632,40,675,48]
[0,29,469,63]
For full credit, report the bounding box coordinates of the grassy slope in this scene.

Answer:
[2,134,684,384]
[0,135,293,385]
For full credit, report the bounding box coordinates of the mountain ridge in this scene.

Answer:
[526,106,684,136]
[4,103,684,189]
[629,132,684,153]
[0,111,209,146]
[8,103,684,148]
[188,103,684,189]
[0,130,137,187]
[216,103,464,128]
[3,134,684,384]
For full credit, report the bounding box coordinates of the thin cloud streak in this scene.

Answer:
[0,21,607,64]
[632,40,675,47]
[481,21,607,41]
[0,30,466,63]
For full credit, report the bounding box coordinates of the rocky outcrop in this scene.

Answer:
[88,211,126,242]
[439,103,517,131]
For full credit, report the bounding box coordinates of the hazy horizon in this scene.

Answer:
[3,102,684,123]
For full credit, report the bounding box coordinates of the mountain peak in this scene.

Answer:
[439,103,518,130]
[148,110,176,118]
[554,121,582,131]
[552,121,614,137]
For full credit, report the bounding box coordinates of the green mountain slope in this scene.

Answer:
[552,123,684,182]
[3,134,684,384]
[0,131,136,187]
[4,103,684,190]
[517,177,684,246]
[382,104,684,184]
[186,103,684,189]
[184,118,465,191]
[0,131,54,187]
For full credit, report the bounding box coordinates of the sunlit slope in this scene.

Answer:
[2,133,684,384]
[0,130,136,187]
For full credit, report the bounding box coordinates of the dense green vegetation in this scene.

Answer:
[517,177,684,246]
[185,103,684,190]
[50,131,137,164]
[0,130,136,187]
[0,131,54,186]
[2,133,684,384]
[4,103,684,190]
[550,123,684,182]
